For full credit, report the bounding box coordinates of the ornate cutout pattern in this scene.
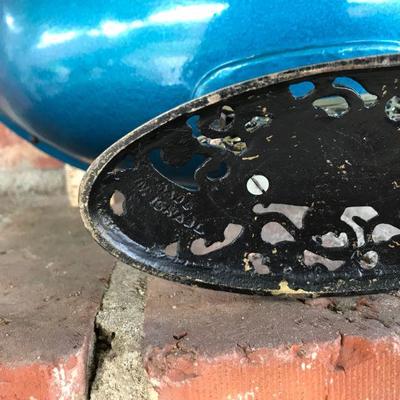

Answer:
[81,55,400,295]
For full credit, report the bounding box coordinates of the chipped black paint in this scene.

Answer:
[80,55,400,295]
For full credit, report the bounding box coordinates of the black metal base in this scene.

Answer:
[80,54,400,295]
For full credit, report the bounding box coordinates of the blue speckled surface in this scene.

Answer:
[1,0,400,167]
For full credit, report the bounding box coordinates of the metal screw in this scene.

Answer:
[360,250,379,270]
[385,96,400,122]
[247,175,269,195]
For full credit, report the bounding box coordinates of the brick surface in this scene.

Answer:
[0,194,114,399]
[144,278,400,400]
[0,345,88,400]
[0,124,62,170]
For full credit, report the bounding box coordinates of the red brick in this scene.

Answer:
[0,124,62,170]
[0,195,114,399]
[0,341,88,400]
[144,278,400,400]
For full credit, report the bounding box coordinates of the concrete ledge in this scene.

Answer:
[0,170,64,195]
[0,125,64,195]
[144,278,400,400]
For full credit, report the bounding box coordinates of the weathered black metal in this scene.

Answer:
[80,55,400,295]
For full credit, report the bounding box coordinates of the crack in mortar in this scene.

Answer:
[88,262,149,400]
[88,263,115,396]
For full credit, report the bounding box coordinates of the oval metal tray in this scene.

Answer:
[80,54,400,295]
